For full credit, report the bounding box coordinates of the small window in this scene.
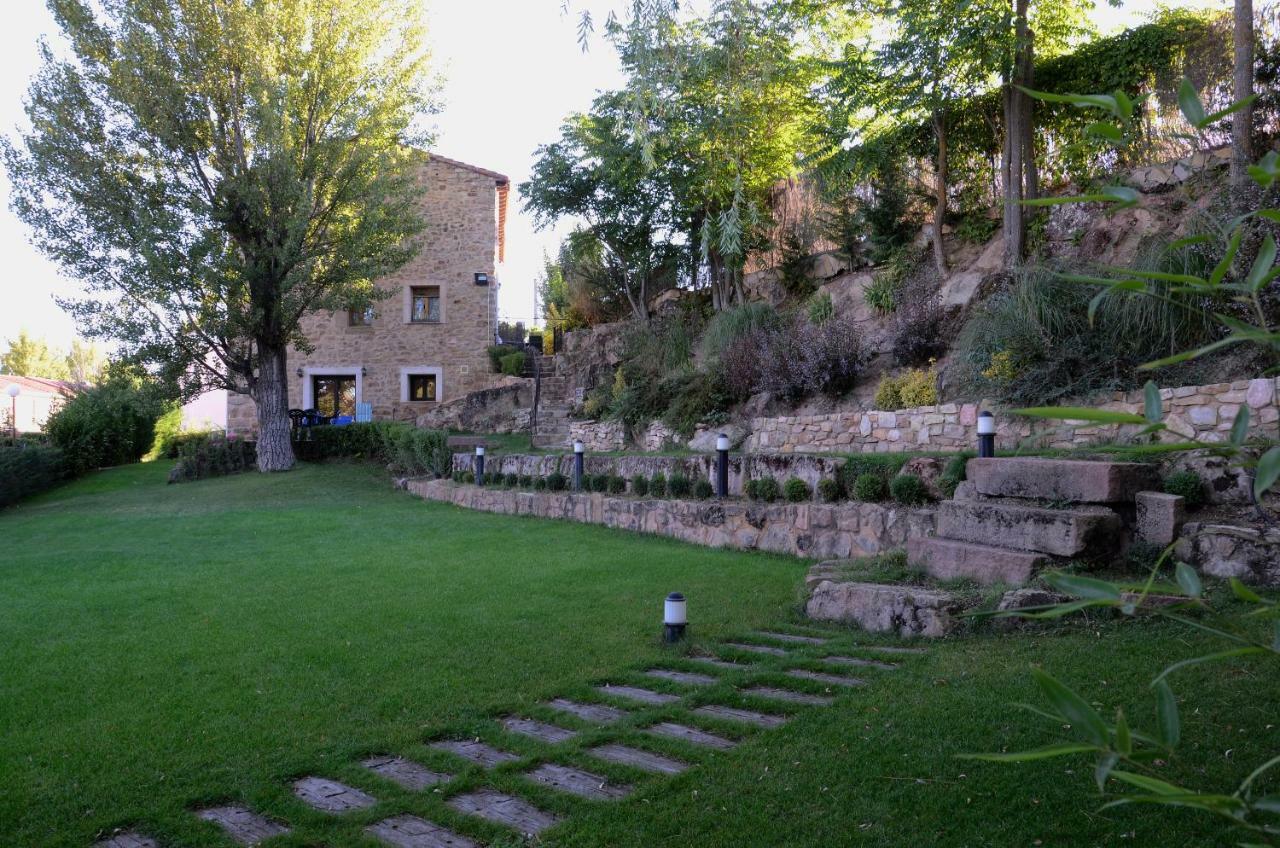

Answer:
[410,286,441,323]
[348,306,375,326]
[407,373,437,402]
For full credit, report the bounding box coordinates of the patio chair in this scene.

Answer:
[332,415,354,426]
[355,402,373,423]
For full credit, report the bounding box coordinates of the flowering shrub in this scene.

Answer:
[723,316,867,402]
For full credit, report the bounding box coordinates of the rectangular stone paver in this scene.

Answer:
[723,642,788,656]
[447,789,561,835]
[688,656,750,670]
[94,834,158,848]
[588,743,688,775]
[501,716,579,744]
[196,806,290,846]
[430,739,520,768]
[692,705,788,728]
[753,631,829,645]
[367,814,478,848]
[821,655,897,670]
[645,722,736,750]
[293,776,377,813]
[644,669,718,686]
[525,763,632,800]
[855,645,925,655]
[787,669,865,688]
[596,684,680,706]
[543,698,628,724]
[362,755,452,791]
[740,686,834,706]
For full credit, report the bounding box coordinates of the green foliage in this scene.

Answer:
[547,472,568,492]
[783,477,812,503]
[168,436,257,484]
[817,477,843,503]
[660,370,734,439]
[499,351,527,377]
[778,227,815,298]
[1162,470,1207,509]
[649,473,667,498]
[486,344,522,373]
[749,475,781,503]
[631,474,650,497]
[693,478,714,499]
[145,406,210,461]
[875,367,939,410]
[45,374,170,475]
[0,445,68,507]
[954,209,999,245]
[607,475,627,495]
[519,474,533,488]
[807,291,835,325]
[851,472,889,502]
[534,476,548,491]
[862,273,897,315]
[667,473,692,499]
[589,473,610,493]
[504,472,519,487]
[938,454,970,498]
[890,473,930,506]
[700,303,782,363]
[817,195,865,266]
[1,330,70,380]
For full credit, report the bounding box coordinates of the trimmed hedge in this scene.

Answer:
[0,445,68,507]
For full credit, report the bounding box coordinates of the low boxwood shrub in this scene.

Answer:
[743,479,759,500]
[783,477,811,503]
[668,473,692,498]
[890,473,929,506]
[751,476,781,503]
[534,476,548,491]
[0,444,68,506]
[547,471,568,491]
[499,351,527,377]
[519,474,533,488]
[485,343,521,372]
[461,470,475,484]
[852,472,888,502]
[817,478,843,503]
[650,473,667,498]
[589,473,610,493]
[607,475,626,494]
[504,472,519,487]
[693,479,714,499]
[168,435,257,483]
[1163,470,1206,508]
[837,455,912,496]
[631,474,649,496]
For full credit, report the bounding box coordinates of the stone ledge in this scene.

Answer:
[1176,522,1280,587]
[805,580,958,638]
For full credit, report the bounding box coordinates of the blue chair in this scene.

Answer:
[355,402,373,423]
[332,415,354,426]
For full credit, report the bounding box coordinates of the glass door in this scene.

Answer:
[312,376,356,418]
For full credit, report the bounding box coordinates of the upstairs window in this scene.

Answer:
[410,286,441,323]
[348,306,375,326]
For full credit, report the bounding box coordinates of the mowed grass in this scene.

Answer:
[1,462,1275,847]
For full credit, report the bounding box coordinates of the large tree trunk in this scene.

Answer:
[254,343,296,472]
[1021,27,1038,204]
[1001,0,1032,269]
[931,109,949,276]
[1231,0,1255,204]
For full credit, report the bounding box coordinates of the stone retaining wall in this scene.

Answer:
[404,478,935,560]
[744,378,1279,455]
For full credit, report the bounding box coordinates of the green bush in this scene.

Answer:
[863,273,897,315]
[750,476,781,503]
[783,477,812,503]
[519,474,533,488]
[486,344,521,372]
[939,454,970,498]
[1163,470,1206,508]
[699,302,782,363]
[375,426,451,478]
[0,445,68,506]
[807,291,835,325]
[660,370,734,439]
[45,375,169,474]
[461,470,475,484]
[851,472,888,502]
[534,476,548,491]
[631,474,649,496]
[650,473,667,498]
[890,473,930,506]
[146,405,215,460]
[693,479,714,499]
[837,454,912,495]
[499,351,527,377]
[607,475,626,494]
[504,472,519,487]
[168,435,256,483]
[743,479,759,500]
[667,473,692,498]
[587,472,607,492]
[817,477,843,503]
[547,471,568,491]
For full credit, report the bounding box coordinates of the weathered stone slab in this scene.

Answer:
[543,698,628,723]
[723,642,788,656]
[447,789,560,835]
[501,716,579,744]
[596,684,680,705]
[740,686,833,706]
[1136,491,1184,546]
[688,656,751,670]
[430,739,520,768]
[936,501,1121,557]
[362,755,452,791]
[94,834,157,848]
[645,722,737,750]
[820,655,897,670]
[966,457,1158,502]
[588,744,688,775]
[907,535,1046,585]
[644,669,718,686]
[196,806,290,845]
[366,814,478,848]
[806,581,959,638]
[752,631,828,645]
[692,705,787,728]
[853,644,926,655]
[786,669,865,688]
[1176,522,1280,586]
[525,763,632,800]
[293,776,377,812]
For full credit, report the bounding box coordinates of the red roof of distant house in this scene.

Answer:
[428,153,509,185]
[0,375,77,396]
[429,154,510,264]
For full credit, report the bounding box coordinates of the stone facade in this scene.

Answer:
[742,378,1279,455]
[404,478,935,560]
[225,155,509,436]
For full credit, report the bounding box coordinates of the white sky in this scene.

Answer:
[0,0,1196,349]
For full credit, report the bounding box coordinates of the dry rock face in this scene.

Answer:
[415,379,531,433]
[806,579,958,638]
[1176,522,1280,586]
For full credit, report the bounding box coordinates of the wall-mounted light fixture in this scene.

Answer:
[361,366,367,377]
[474,272,489,285]
[295,367,303,378]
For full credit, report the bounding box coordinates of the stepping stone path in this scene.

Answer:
[693,705,788,728]
[525,763,632,800]
[855,645,926,655]
[448,789,560,835]
[543,697,628,723]
[787,669,865,688]
[688,656,749,670]
[821,655,897,670]
[753,631,828,645]
[362,755,452,791]
[724,641,789,656]
[502,716,579,744]
[430,739,520,768]
[589,743,688,775]
[94,834,157,848]
[367,814,477,848]
[644,668,718,685]
[196,806,290,845]
[293,776,377,813]
[741,686,834,706]
[646,722,736,750]
[596,684,680,705]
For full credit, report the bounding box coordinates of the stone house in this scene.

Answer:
[0,375,75,434]
[218,154,509,436]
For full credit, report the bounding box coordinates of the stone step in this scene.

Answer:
[447,789,560,835]
[196,806,290,845]
[786,669,865,688]
[936,500,1121,558]
[429,739,520,768]
[819,655,897,670]
[740,686,834,706]
[501,716,579,744]
[751,631,829,645]
[362,756,452,791]
[645,721,737,750]
[588,743,688,775]
[543,698,628,724]
[966,457,1158,503]
[692,705,787,728]
[906,536,1048,585]
[95,834,157,848]
[367,814,479,848]
[644,668,719,686]
[596,684,681,706]
[722,642,788,657]
[293,777,377,813]
[525,763,631,800]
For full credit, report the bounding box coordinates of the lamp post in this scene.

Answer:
[474,445,486,486]
[6,383,19,443]
[977,411,996,458]
[715,433,730,498]
[663,592,687,643]
[573,440,585,491]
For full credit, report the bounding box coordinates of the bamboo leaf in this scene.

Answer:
[1154,647,1266,686]
[1112,769,1187,796]
[1143,381,1162,425]
[1139,337,1245,370]
[1045,573,1123,601]
[1154,679,1179,748]
[1256,446,1280,500]
[1177,79,1205,126]
[960,743,1099,762]
[1230,406,1250,447]
[1096,751,1120,791]
[1210,229,1243,287]
[1033,668,1110,746]
[1114,709,1132,756]
[1198,94,1258,128]
[1086,121,1123,142]
[1011,406,1147,424]
[1230,578,1263,604]
[1175,562,1202,598]
[1247,234,1277,293]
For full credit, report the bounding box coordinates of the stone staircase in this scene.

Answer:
[531,356,573,449]
[907,457,1159,586]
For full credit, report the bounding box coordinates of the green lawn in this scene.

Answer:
[1,462,1274,847]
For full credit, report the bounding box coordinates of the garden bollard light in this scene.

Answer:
[573,440,585,491]
[475,445,486,486]
[6,383,19,443]
[715,433,730,498]
[977,411,995,459]
[663,592,687,643]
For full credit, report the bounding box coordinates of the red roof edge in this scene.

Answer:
[427,153,509,185]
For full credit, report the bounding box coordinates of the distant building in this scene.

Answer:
[0,375,75,434]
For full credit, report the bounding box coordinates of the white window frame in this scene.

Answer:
[403,283,446,324]
[400,366,443,403]
[300,366,363,410]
